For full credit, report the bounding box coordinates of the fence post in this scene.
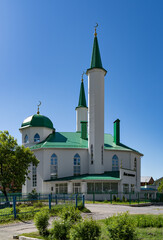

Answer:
[110,193,112,204]
[93,192,95,204]
[129,192,131,205]
[75,194,78,208]
[13,196,17,219]
[138,192,139,204]
[55,195,58,205]
[48,194,51,210]
[82,194,85,207]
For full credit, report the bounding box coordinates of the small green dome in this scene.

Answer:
[21,114,53,129]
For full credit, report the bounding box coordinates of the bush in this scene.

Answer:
[116,197,120,202]
[60,206,82,224]
[34,210,49,236]
[49,219,71,240]
[70,218,101,240]
[113,195,116,201]
[28,189,38,200]
[105,212,137,240]
[33,201,44,208]
[122,196,125,202]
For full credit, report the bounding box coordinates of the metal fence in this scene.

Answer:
[85,191,163,204]
[0,193,84,220]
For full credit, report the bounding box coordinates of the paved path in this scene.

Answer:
[0,204,163,240]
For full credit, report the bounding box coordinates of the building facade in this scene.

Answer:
[20,30,143,197]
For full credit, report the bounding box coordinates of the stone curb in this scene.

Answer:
[19,237,39,240]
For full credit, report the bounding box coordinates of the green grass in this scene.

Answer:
[20,214,163,240]
[0,203,90,224]
[85,200,151,205]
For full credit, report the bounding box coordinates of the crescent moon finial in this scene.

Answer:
[94,23,98,37]
[37,101,41,114]
[81,71,85,82]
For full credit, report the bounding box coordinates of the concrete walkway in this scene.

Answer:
[0,204,163,240]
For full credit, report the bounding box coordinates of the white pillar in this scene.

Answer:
[81,182,87,194]
[68,182,73,194]
[87,68,106,174]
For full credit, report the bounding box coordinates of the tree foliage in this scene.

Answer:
[158,179,163,193]
[0,131,39,201]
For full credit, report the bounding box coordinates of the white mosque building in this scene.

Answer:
[20,29,143,198]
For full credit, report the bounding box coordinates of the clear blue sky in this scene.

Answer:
[0,0,163,180]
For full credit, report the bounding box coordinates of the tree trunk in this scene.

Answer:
[2,185,9,204]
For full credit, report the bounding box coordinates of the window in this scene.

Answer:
[112,155,119,171]
[73,183,81,193]
[87,183,94,193]
[24,134,29,143]
[95,183,102,193]
[74,154,80,176]
[32,165,37,187]
[34,133,40,143]
[55,183,67,194]
[91,144,93,164]
[134,158,137,170]
[51,187,53,192]
[123,184,129,194]
[87,182,118,193]
[51,154,58,179]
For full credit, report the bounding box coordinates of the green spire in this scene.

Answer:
[90,36,103,69]
[77,80,87,108]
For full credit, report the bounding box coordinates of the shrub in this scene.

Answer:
[113,195,116,201]
[60,206,82,224]
[33,201,44,208]
[28,189,38,200]
[116,197,120,202]
[122,196,125,202]
[34,210,49,236]
[70,218,101,240]
[105,212,137,240]
[49,219,71,240]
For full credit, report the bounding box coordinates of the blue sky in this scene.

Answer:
[0,0,163,179]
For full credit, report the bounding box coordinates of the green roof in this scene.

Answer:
[20,114,54,130]
[44,171,120,182]
[90,36,103,69]
[77,81,87,108]
[30,132,143,155]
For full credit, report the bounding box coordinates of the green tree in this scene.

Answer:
[158,179,163,193]
[0,131,39,202]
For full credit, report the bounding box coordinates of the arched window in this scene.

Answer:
[24,134,29,143]
[34,133,40,143]
[51,154,58,179]
[112,155,119,171]
[134,158,137,170]
[74,153,80,176]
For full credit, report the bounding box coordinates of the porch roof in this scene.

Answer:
[44,171,120,182]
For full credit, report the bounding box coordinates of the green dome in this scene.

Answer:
[21,114,53,129]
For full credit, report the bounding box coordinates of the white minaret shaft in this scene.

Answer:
[87,30,107,174]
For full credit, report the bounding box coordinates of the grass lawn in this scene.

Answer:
[0,202,90,224]
[85,200,151,205]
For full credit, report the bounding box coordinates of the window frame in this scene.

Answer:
[34,133,40,143]
[73,153,80,176]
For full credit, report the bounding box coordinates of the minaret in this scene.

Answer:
[75,74,88,132]
[86,26,107,174]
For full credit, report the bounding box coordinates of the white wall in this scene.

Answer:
[20,126,53,147]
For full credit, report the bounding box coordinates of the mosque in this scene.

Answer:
[20,28,143,198]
